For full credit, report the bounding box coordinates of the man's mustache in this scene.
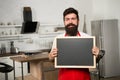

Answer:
[65,23,76,28]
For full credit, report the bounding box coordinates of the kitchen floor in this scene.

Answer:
[90,69,120,80]
[100,76,120,80]
[91,76,120,80]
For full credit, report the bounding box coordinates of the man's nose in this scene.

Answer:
[69,19,73,24]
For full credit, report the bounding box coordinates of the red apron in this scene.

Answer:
[58,32,91,80]
[58,68,91,80]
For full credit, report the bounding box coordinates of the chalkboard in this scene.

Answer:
[55,37,96,68]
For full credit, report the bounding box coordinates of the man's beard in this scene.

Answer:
[65,23,78,36]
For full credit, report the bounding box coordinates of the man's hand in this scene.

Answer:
[92,46,99,57]
[48,48,58,60]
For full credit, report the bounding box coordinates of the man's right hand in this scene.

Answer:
[48,48,58,60]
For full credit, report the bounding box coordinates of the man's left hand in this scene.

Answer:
[92,46,99,57]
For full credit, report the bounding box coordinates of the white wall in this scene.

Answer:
[0,0,93,34]
[1,0,120,34]
[92,0,120,20]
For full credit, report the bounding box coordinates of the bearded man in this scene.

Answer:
[48,7,99,80]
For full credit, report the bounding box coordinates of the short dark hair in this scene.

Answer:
[63,7,79,20]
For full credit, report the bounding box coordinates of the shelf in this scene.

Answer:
[39,32,63,38]
[0,25,22,28]
[0,35,30,41]
[40,24,63,27]
[0,34,21,37]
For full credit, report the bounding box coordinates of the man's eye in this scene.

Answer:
[65,18,69,21]
[72,18,77,20]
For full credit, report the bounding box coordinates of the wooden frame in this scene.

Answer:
[55,36,96,68]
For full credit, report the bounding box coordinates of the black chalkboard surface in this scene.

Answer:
[55,37,96,68]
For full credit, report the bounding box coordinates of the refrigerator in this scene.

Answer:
[91,19,120,78]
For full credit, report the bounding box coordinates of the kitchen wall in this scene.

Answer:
[0,0,93,34]
[0,0,120,34]
[92,0,120,20]
[0,0,93,55]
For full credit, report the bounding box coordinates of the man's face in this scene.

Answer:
[64,13,79,36]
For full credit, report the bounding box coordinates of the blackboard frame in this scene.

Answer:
[55,36,96,68]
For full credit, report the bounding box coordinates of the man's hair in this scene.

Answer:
[63,7,79,20]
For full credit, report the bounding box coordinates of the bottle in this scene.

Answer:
[1,43,6,54]
[10,41,15,54]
